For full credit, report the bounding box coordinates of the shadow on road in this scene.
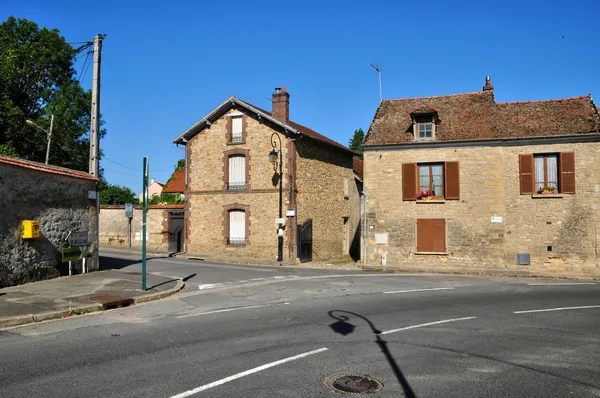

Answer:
[328,310,417,398]
[99,255,140,270]
[182,273,197,282]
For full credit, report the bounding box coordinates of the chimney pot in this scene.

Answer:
[483,76,494,92]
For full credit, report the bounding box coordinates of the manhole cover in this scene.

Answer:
[325,374,383,395]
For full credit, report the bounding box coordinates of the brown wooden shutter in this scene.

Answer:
[431,219,446,253]
[416,219,432,252]
[402,163,417,201]
[559,152,576,193]
[444,161,460,200]
[519,154,534,194]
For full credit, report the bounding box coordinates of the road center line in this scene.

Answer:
[526,283,596,286]
[383,287,455,294]
[379,316,477,335]
[169,347,329,397]
[177,303,289,319]
[514,305,600,314]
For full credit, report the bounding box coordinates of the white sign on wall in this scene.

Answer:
[286,210,296,217]
[491,216,503,223]
[375,232,388,244]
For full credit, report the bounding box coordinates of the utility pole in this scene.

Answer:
[142,157,148,291]
[89,34,105,272]
[45,114,54,164]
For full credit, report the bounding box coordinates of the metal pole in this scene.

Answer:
[277,148,283,263]
[45,114,54,164]
[142,157,148,291]
[378,70,382,103]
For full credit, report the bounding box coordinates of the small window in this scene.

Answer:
[231,116,243,143]
[343,177,349,199]
[228,155,246,191]
[228,210,246,245]
[418,163,444,197]
[416,218,446,253]
[416,116,433,139]
[534,154,558,192]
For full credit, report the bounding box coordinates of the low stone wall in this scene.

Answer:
[100,205,184,252]
[0,159,98,288]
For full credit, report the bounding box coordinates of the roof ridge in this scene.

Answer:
[498,95,590,105]
[384,91,487,102]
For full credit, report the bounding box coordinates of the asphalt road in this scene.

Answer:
[1,253,599,397]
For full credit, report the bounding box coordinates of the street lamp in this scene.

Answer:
[269,132,284,264]
[25,114,54,165]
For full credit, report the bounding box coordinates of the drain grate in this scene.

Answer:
[325,374,383,395]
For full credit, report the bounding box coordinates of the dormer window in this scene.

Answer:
[410,108,438,141]
[417,116,433,139]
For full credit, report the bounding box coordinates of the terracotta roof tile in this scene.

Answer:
[353,158,363,179]
[162,169,185,193]
[0,156,98,181]
[365,90,600,145]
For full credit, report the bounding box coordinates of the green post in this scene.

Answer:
[142,156,148,291]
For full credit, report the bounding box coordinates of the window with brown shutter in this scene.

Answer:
[416,218,446,253]
[402,163,417,201]
[519,154,534,194]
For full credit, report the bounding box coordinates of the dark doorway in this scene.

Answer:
[169,211,185,253]
[298,219,312,262]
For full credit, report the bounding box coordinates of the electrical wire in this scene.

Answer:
[103,156,177,173]
[78,51,92,84]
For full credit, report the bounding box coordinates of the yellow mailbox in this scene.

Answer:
[22,220,40,239]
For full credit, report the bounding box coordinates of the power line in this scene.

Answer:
[78,51,92,84]
[103,156,141,171]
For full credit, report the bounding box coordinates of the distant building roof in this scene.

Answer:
[365,79,600,146]
[162,169,185,193]
[0,155,98,181]
[353,158,363,180]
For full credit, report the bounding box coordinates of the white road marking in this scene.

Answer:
[169,347,329,397]
[177,302,290,319]
[526,282,596,286]
[198,283,223,290]
[514,305,600,314]
[383,287,455,294]
[379,316,477,335]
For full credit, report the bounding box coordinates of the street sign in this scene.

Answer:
[69,231,89,246]
[125,203,134,218]
[62,247,81,262]
[285,210,295,217]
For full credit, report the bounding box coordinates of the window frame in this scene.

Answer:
[417,162,445,198]
[226,111,246,145]
[414,115,435,141]
[223,203,250,246]
[223,148,250,191]
[534,153,559,193]
[227,154,246,191]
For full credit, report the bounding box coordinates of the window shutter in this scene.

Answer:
[416,219,431,252]
[559,152,576,193]
[444,161,460,200]
[431,219,446,253]
[402,163,417,201]
[229,155,246,187]
[519,154,534,194]
[229,210,246,240]
[232,116,243,140]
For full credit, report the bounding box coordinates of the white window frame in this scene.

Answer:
[414,115,435,141]
[228,210,246,245]
[228,155,246,191]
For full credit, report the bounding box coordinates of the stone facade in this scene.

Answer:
[0,158,98,287]
[364,140,600,275]
[100,205,184,252]
[178,92,360,262]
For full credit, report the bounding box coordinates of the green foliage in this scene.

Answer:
[0,16,106,171]
[348,128,364,159]
[148,192,184,205]
[99,184,136,205]
[175,159,185,171]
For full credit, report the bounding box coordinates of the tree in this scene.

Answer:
[99,184,136,205]
[348,128,364,159]
[0,16,105,170]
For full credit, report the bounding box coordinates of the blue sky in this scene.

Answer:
[3,0,599,193]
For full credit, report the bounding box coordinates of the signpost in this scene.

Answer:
[69,231,89,247]
[142,157,148,291]
[62,247,82,276]
[125,203,133,247]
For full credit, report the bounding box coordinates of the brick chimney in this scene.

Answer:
[483,76,494,92]
[272,86,290,122]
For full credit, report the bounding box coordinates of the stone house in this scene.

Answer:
[363,77,600,275]
[172,87,360,262]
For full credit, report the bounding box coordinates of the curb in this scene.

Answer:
[0,279,185,330]
[360,266,600,281]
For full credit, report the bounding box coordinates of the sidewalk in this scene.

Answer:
[0,270,184,329]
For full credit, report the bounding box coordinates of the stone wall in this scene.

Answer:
[296,138,359,260]
[0,162,97,287]
[364,141,600,275]
[100,205,184,252]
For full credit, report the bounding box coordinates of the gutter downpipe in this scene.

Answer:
[362,190,368,265]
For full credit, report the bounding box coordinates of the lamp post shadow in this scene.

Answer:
[328,310,417,398]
